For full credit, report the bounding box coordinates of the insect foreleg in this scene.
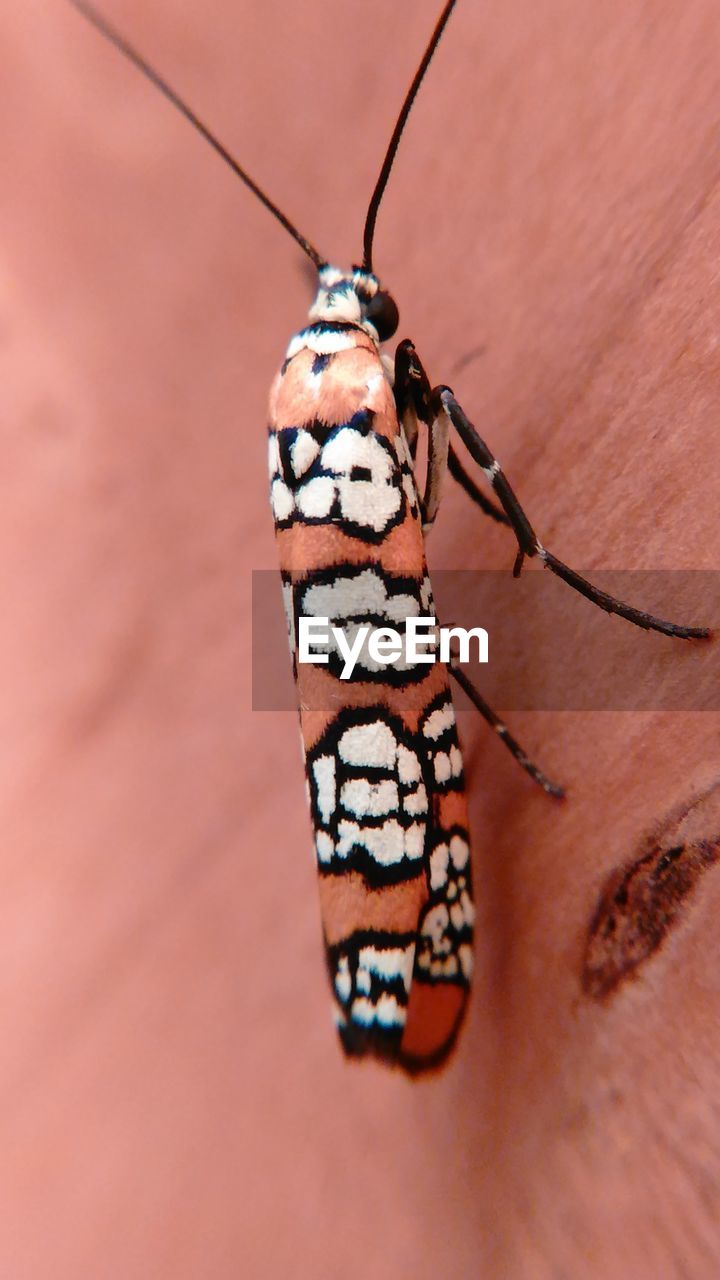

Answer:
[394,339,509,527]
[393,338,446,527]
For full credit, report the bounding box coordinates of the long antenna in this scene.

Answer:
[69,0,327,270]
[362,0,458,273]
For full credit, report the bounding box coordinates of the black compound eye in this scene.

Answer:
[364,290,399,341]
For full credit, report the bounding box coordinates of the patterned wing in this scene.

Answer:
[269,322,473,1070]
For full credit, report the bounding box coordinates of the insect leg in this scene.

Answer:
[394,339,447,528]
[447,447,510,527]
[435,382,709,640]
[396,340,564,795]
[394,340,508,528]
[423,403,450,529]
[450,663,565,797]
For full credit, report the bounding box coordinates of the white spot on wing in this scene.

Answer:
[312,755,336,825]
[403,784,428,816]
[351,993,405,1028]
[459,945,474,979]
[358,944,414,991]
[340,777,399,818]
[423,702,456,741]
[429,842,450,891]
[339,721,397,770]
[434,752,452,783]
[397,744,421,785]
[460,890,475,927]
[335,818,424,867]
[422,904,452,955]
[267,433,281,474]
[356,967,371,994]
[316,831,334,864]
[450,833,470,870]
[301,568,417,628]
[295,475,336,519]
[334,956,351,1002]
[404,823,425,861]
[291,430,320,477]
[270,478,293,522]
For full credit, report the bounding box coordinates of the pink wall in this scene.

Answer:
[1,1,719,1276]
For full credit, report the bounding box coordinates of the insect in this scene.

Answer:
[72,0,709,1072]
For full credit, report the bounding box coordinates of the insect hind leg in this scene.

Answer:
[450,664,565,798]
[434,381,709,641]
[447,447,510,527]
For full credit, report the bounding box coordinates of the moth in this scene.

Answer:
[72,0,709,1072]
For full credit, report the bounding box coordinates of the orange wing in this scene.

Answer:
[269,321,473,1070]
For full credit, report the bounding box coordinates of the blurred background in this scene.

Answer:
[2,1,720,1276]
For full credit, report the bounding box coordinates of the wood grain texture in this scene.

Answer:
[1,1,719,1276]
